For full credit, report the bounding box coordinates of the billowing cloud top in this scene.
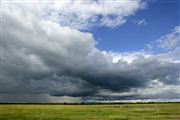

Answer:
[1,0,180,102]
[3,0,146,29]
[42,0,145,29]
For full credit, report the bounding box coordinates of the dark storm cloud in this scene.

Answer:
[0,3,179,102]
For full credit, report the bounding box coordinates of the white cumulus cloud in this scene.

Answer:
[22,0,146,29]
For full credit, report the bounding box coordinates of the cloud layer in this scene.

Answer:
[1,1,180,102]
[38,0,145,29]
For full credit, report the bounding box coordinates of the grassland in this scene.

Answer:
[0,103,180,120]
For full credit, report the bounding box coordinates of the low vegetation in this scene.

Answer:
[0,103,179,120]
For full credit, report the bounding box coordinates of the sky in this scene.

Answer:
[93,0,179,52]
[0,0,180,103]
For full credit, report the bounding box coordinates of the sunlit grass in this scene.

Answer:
[0,103,180,120]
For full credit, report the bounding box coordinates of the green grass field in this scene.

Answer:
[0,103,180,120]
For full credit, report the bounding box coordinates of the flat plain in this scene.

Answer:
[0,103,180,120]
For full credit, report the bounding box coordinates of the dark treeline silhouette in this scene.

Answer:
[0,102,179,105]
